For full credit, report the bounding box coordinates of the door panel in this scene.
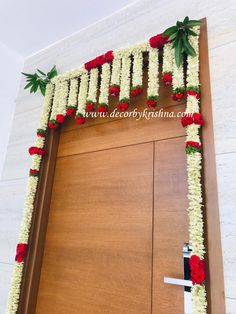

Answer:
[36,143,154,314]
[152,137,189,313]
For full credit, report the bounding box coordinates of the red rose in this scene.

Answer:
[29,168,39,176]
[104,50,114,62]
[163,73,172,86]
[66,107,75,116]
[190,255,206,285]
[186,141,201,150]
[15,243,28,263]
[149,33,169,48]
[28,146,46,156]
[37,131,45,137]
[181,115,193,127]
[98,105,108,113]
[109,86,120,97]
[193,113,204,126]
[75,116,86,125]
[56,114,65,124]
[187,90,200,100]
[96,55,105,66]
[84,60,92,71]
[131,87,143,97]
[86,102,95,112]
[118,101,129,112]
[147,99,157,108]
[173,92,184,101]
[48,121,57,129]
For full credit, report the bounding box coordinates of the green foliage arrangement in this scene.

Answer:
[22,65,57,96]
[163,16,201,67]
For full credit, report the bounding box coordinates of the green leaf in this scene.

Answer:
[162,26,178,37]
[186,20,201,27]
[182,35,196,56]
[186,29,197,36]
[169,33,177,41]
[183,16,189,25]
[37,69,46,76]
[175,38,183,67]
[22,72,37,79]
[176,21,183,27]
[24,81,34,89]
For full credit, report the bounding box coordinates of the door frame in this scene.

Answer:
[17,18,225,314]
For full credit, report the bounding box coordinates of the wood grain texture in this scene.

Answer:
[152,137,188,314]
[36,143,153,314]
[58,104,185,158]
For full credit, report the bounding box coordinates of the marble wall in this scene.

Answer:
[1,0,236,312]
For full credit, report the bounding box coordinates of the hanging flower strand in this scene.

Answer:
[109,54,121,97]
[75,72,89,124]
[56,80,69,124]
[98,63,111,113]
[66,78,79,116]
[162,43,174,86]
[147,46,159,108]
[131,50,143,97]
[86,68,99,112]
[118,51,131,112]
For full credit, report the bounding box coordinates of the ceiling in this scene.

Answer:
[0,0,137,57]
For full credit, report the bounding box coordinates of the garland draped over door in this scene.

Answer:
[7,26,207,314]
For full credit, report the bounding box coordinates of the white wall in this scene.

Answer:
[0,43,23,178]
[1,0,236,312]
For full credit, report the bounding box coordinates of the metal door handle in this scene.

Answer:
[164,277,192,288]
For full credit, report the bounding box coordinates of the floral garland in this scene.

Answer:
[172,54,185,101]
[66,78,79,116]
[131,50,143,97]
[162,42,173,86]
[181,27,207,314]
[118,51,131,112]
[7,83,54,314]
[147,46,159,108]
[109,52,121,97]
[7,25,207,314]
[86,68,99,112]
[75,72,88,124]
[98,63,111,113]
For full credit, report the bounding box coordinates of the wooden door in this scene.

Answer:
[34,83,189,313]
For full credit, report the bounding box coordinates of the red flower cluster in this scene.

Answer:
[66,107,75,116]
[149,33,169,48]
[181,113,204,127]
[173,91,184,101]
[163,72,173,86]
[56,114,65,124]
[86,102,95,112]
[109,85,120,97]
[29,168,39,177]
[75,115,86,125]
[118,101,129,112]
[28,146,46,156]
[84,50,114,70]
[98,104,108,113]
[131,87,143,97]
[48,120,57,129]
[15,243,28,263]
[37,129,46,137]
[147,98,157,108]
[186,90,200,100]
[190,255,206,285]
[186,141,201,150]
